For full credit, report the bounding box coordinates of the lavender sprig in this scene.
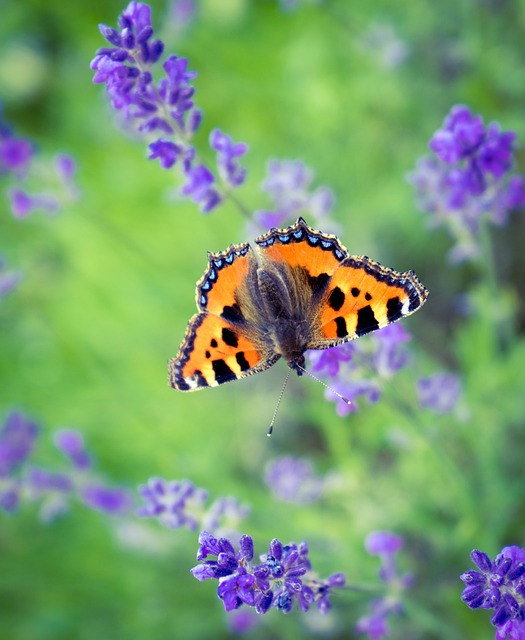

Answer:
[356,531,413,640]
[417,372,462,414]
[1,107,78,218]
[191,531,346,615]
[252,159,335,232]
[91,1,247,213]
[461,546,525,639]
[307,324,411,416]
[409,104,525,262]
[0,256,22,298]
[137,476,250,536]
[0,411,133,520]
[264,456,325,504]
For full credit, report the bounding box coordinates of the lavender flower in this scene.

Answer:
[227,608,259,634]
[0,414,136,521]
[0,481,20,513]
[0,412,38,514]
[81,483,134,515]
[309,342,355,378]
[191,531,346,615]
[409,105,525,262]
[461,546,525,639]
[202,496,251,539]
[137,477,208,529]
[0,411,39,478]
[54,429,91,470]
[8,189,60,218]
[0,256,22,298]
[27,467,74,522]
[264,456,325,504]
[1,109,78,218]
[92,1,247,213]
[307,324,412,416]
[0,125,34,176]
[356,531,413,640]
[210,129,248,187]
[417,372,461,413]
[253,159,335,232]
[373,324,411,378]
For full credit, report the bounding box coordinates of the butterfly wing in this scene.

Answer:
[308,255,429,348]
[169,241,279,391]
[169,313,279,390]
[255,216,348,281]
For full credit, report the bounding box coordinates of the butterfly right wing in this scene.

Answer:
[307,255,428,348]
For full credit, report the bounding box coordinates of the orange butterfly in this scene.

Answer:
[169,218,428,391]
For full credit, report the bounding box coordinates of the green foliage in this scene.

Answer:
[2,0,525,638]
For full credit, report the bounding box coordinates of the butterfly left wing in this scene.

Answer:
[169,313,280,390]
[308,255,428,348]
[170,240,280,391]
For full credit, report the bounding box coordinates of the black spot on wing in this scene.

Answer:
[328,287,345,311]
[205,350,211,359]
[365,292,372,301]
[221,327,239,347]
[307,272,330,298]
[356,305,379,336]
[176,378,191,391]
[194,370,209,388]
[212,359,237,384]
[334,317,348,337]
[351,287,360,297]
[210,338,218,348]
[235,351,250,372]
[386,296,403,322]
[221,303,245,324]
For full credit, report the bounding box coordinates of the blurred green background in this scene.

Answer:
[2,0,525,638]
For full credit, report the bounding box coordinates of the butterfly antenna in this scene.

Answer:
[267,369,291,436]
[296,363,352,407]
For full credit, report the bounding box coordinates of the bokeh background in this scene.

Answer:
[2,0,525,638]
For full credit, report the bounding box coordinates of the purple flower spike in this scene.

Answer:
[461,546,525,638]
[181,164,222,213]
[191,532,345,616]
[120,2,152,36]
[202,496,250,537]
[430,105,485,163]
[210,129,248,187]
[148,140,181,169]
[0,483,20,513]
[264,456,325,504]
[0,131,34,176]
[308,343,355,378]
[366,531,404,556]
[253,159,335,232]
[81,483,134,515]
[55,154,77,183]
[411,104,525,263]
[418,372,461,413]
[92,2,248,214]
[0,412,39,477]
[137,477,208,529]
[54,429,91,470]
[28,468,73,494]
[357,531,411,640]
[0,257,22,297]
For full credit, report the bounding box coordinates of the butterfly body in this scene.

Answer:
[169,218,428,391]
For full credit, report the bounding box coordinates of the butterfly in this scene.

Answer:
[169,217,428,391]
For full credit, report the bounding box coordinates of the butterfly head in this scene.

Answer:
[287,353,306,376]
